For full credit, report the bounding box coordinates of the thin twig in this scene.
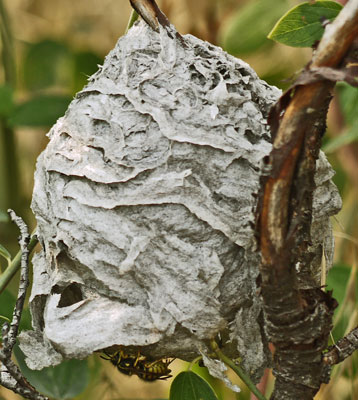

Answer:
[0,356,40,398]
[0,370,47,400]
[0,211,48,400]
[324,326,358,365]
[6,210,30,351]
[128,0,186,46]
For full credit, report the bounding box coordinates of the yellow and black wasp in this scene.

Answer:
[101,348,173,381]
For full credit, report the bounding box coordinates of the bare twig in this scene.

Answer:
[129,0,171,31]
[323,326,358,366]
[258,0,358,398]
[128,0,186,45]
[6,210,30,352]
[0,210,48,400]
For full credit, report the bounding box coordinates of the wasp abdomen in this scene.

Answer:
[101,349,173,381]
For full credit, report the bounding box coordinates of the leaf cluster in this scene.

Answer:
[1,1,358,399]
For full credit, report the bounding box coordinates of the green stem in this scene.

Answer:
[0,0,21,214]
[125,9,139,33]
[0,0,16,86]
[0,119,21,211]
[210,340,268,400]
[188,356,202,371]
[0,233,38,295]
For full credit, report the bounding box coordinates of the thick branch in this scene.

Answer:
[258,1,358,399]
[312,0,358,67]
[262,1,358,265]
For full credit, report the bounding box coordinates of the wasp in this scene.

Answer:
[101,348,173,381]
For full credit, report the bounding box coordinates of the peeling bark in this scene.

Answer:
[257,1,358,398]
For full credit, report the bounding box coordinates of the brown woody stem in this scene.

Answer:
[258,1,358,398]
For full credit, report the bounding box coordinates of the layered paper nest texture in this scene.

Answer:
[20,22,341,379]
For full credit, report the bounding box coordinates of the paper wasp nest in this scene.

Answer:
[20,21,341,382]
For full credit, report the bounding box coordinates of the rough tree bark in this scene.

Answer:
[257,0,358,399]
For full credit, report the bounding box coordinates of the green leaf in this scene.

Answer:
[14,345,90,399]
[0,84,14,117]
[169,371,219,400]
[0,243,12,265]
[268,0,343,47]
[23,40,72,90]
[9,95,71,127]
[221,0,289,55]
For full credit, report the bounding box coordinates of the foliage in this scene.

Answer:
[0,39,100,130]
[268,0,342,47]
[0,37,101,228]
[0,289,90,399]
[169,371,219,400]
[14,346,90,400]
[1,0,358,399]
[8,94,72,127]
[0,3,102,398]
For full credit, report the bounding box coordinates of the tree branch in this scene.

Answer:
[324,326,358,366]
[258,1,358,398]
[0,211,48,400]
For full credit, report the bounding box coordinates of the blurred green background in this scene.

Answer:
[0,0,357,399]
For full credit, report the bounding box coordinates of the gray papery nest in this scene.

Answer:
[20,21,342,385]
